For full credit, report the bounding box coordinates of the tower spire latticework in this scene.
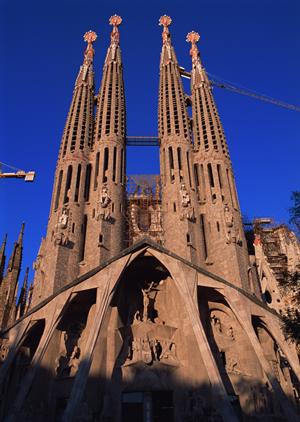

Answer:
[187,31,250,288]
[85,15,126,269]
[32,31,98,303]
[158,16,202,264]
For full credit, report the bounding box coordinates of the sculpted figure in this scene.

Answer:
[224,205,233,227]
[58,208,69,229]
[180,183,191,207]
[141,282,154,321]
[97,185,111,221]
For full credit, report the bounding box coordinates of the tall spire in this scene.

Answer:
[186,31,229,157]
[0,234,7,284]
[158,16,201,264]
[0,224,24,329]
[187,31,250,289]
[94,15,125,143]
[16,266,29,319]
[87,15,127,268]
[158,15,191,142]
[59,30,97,157]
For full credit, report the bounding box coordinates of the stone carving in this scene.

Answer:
[54,208,70,246]
[0,342,9,363]
[180,183,195,221]
[210,312,235,341]
[141,282,154,322]
[97,185,111,221]
[224,204,239,244]
[124,335,178,367]
[55,322,84,378]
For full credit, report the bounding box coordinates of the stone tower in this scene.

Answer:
[85,15,126,269]
[32,30,97,303]
[187,31,250,289]
[0,224,24,330]
[1,16,299,422]
[158,16,201,265]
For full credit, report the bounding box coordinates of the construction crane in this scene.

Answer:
[0,161,35,182]
[179,67,300,112]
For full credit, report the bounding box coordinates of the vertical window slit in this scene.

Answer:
[207,163,214,187]
[54,170,63,210]
[217,164,223,188]
[79,215,87,261]
[103,147,109,183]
[112,146,117,182]
[84,164,92,201]
[169,147,174,183]
[200,214,208,260]
[94,152,100,190]
[74,164,81,202]
[64,165,73,204]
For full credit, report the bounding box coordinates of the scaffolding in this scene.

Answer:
[125,175,163,247]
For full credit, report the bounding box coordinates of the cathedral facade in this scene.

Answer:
[0,15,299,422]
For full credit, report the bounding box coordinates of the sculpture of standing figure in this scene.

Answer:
[141,282,154,321]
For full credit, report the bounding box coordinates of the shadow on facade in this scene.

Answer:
[0,256,299,421]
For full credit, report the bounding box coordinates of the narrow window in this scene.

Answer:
[200,214,208,260]
[199,164,206,202]
[194,164,199,187]
[187,151,192,187]
[186,233,191,244]
[162,148,166,182]
[173,202,176,212]
[72,223,75,233]
[169,147,174,182]
[79,215,87,261]
[54,170,63,210]
[112,146,117,182]
[99,233,103,245]
[216,221,220,232]
[94,152,100,190]
[74,164,81,202]
[217,164,223,188]
[120,148,124,184]
[226,168,238,208]
[207,163,214,187]
[84,164,92,201]
[64,165,73,204]
[103,147,109,183]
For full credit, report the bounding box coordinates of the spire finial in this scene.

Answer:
[109,15,122,45]
[83,30,97,65]
[186,31,201,65]
[159,15,172,44]
[18,222,25,244]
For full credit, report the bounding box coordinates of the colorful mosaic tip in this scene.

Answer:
[83,31,97,44]
[109,15,122,26]
[186,31,200,44]
[159,15,172,27]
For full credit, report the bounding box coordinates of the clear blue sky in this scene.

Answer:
[1,0,299,287]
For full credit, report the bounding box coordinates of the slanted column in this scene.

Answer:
[31,31,97,305]
[158,16,201,265]
[85,15,126,270]
[187,31,250,289]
